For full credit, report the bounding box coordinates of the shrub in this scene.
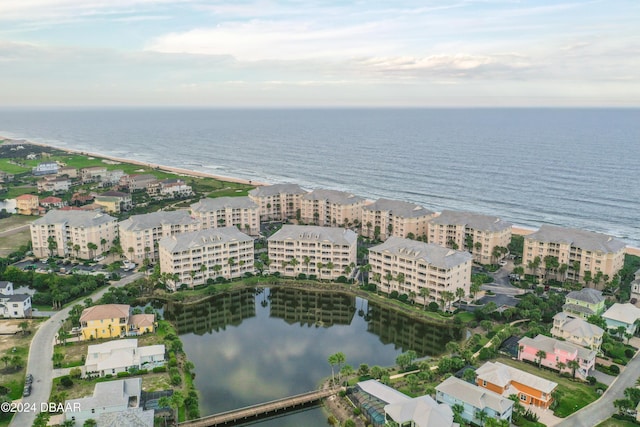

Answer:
[610,364,620,374]
[586,376,597,385]
[104,374,113,379]
[168,356,178,367]
[625,348,635,358]
[153,366,167,373]
[428,302,439,312]
[60,376,73,388]
[117,372,130,378]
[69,367,82,379]
[353,408,361,416]
[170,374,182,386]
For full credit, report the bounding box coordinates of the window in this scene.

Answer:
[520,394,527,402]
[482,380,487,387]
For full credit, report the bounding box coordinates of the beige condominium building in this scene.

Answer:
[428,210,512,264]
[119,210,200,263]
[190,196,260,236]
[158,227,255,290]
[300,189,366,227]
[361,198,434,241]
[268,225,357,279]
[368,236,472,306]
[248,183,307,222]
[30,210,118,260]
[523,224,625,284]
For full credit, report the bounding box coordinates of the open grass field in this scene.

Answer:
[0,215,33,257]
[497,357,601,418]
[596,417,639,427]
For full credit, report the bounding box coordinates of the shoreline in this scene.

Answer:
[3,136,640,257]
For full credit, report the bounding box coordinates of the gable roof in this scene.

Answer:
[357,379,408,405]
[526,224,626,253]
[248,183,306,197]
[302,189,364,205]
[159,226,253,253]
[269,225,357,246]
[190,196,258,212]
[80,304,130,322]
[553,313,604,339]
[430,210,511,232]
[476,362,557,394]
[385,395,454,427]
[436,376,514,414]
[363,198,434,218]
[119,210,197,232]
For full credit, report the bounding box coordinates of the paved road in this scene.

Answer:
[9,272,143,427]
[558,348,640,427]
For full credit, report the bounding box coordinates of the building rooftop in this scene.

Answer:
[476,361,557,395]
[357,379,410,405]
[119,210,198,232]
[363,198,434,218]
[101,191,130,198]
[97,407,154,427]
[249,183,307,197]
[159,226,253,253]
[553,313,603,338]
[32,209,116,228]
[268,225,358,246]
[385,395,454,427]
[430,210,512,232]
[436,376,514,415]
[40,196,63,204]
[0,294,30,303]
[16,194,38,200]
[302,189,365,205]
[526,224,626,253]
[603,303,640,325]
[519,334,597,361]
[566,288,605,305]
[369,236,472,269]
[0,281,11,290]
[80,304,130,323]
[130,314,155,328]
[190,196,258,212]
[67,378,142,413]
[562,303,596,316]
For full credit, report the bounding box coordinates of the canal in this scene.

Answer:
[164,287,463,426]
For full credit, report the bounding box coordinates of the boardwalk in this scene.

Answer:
[179,388,340,427]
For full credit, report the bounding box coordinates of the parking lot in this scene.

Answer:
[12,258,135,277]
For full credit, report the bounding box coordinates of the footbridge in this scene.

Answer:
[178,387,341,427]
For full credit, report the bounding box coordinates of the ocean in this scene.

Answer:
[1,107,639,246]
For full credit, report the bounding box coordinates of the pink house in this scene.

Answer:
[518,335,596,380]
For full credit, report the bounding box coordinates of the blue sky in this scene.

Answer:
[0,0,638,106]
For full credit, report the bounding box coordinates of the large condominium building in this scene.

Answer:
[248,183,307,221]
[190,196,260,236]
[368,236,472,305]
[30,210,118,259]
[267,225,357,279]
[119,210,200,263]
[158,227,254,290]
[428,210,512,264]
[300,189,365,227]
[523,225,625,284]
[361,198,434,241]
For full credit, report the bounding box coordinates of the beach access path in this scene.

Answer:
[9,272,143,427]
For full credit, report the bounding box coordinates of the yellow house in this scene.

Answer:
[79,304,155,340]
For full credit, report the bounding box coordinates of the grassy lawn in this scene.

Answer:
[1,186,38,199]
[0,159,30,174]
[595,417,639,427]
[0,215,33,256]
[0,215,34,231]
[497,357,601,418]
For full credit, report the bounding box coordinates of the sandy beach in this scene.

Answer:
[2,136,268,187]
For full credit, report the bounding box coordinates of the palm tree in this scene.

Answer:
[47,236,58,258]
[334,352,346,383]
[340,364,354,386]
[0,354,11,368]
[360,263,371,284]
[18,321,29,336]
[396,272,405,291]
[535,350,547,368]
[455,287,465,303]
[419,287,430,309]
[316,262,325,279]
[567,360,580,379]
[556,361,566,375]
[289,257,299,273]
[100,238,107,254]
[384,272,394,293]
[303,256,311,274]
[87,242,98,260]
[470,281,481,302]
[328,354,338,385]
[442,290,455,311]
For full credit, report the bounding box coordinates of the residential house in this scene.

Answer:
[563,288,606,319]
[71,192,95,206]
[119,210,200,263]
[428,210,512,264]
[81,166,108,183]
[368,236,472,306]
[361,198,434,241]
[351,380,457,427]
[64,378,154,427]
[300,189,366,227]
[15,194,40,215]
[436,376,514,426]
[629,269,640,306]
[602,303,640,335]
[37,176,71,194]
[39,196,66,210]
[148,178,193,198]
[267,225,358,280]
[551,312,604,351]
[518,335,596,380]
[32,161,58,176]
[84,339,165,377]
[95,190,133,213]
[101,169,126,187]
[248,183,307,221]
[0,281,32,318]
[79,304,155,340]
[158,227,255,290]
[0,171,15,183]
[523,225,625,284]
[476,361,558,409]
[30,209,118,259]
[122,174,158,192]
[190,196,260,235]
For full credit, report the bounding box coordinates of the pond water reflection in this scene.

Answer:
[164,287,462,426]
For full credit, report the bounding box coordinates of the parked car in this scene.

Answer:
[23,384,31,397]
[25,373,33,384]
[93,255,106,262]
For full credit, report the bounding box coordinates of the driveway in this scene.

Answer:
[9,273,143,427]
[558,347,640,427]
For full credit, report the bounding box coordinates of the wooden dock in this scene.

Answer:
[178,387,340,427]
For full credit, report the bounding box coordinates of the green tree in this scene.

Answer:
[18,321,29,336]
[87,242,98,260]
[535,350,546,368]
[567,360,580,379]
[419,287,430,309]
[52,352,64,368]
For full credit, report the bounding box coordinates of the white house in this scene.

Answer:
[84,339,165,377]
[0,281,32,318]
[602,303,640,335]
